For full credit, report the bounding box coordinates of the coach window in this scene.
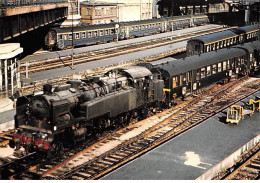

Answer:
[69,34,72,40]
[218,63,222,72]
[131,27,134,31]
[196,69,200,80]
[223,40,226,47]
[238,57,241,66]
[82,32,86,38]
[212,64,217,74]
[59,35,63,40]
[64,35,67,40]
[201,68,205,78]
[250,54,253,62]
[230,38,233,45]
[227,39,229,46]
[186,72,190,82]
[227,60,230,69]
[111,29,115,34]
[76,33,80,39]
[172,77,177,88]
[94,31,98,37]
[100,30,103,36]
[233,37,236,44]
[239,35,243,42]
[241,56,245,64]
[223,61,227,71]
[179,75,183,85]
[105,29,109,35]
[220,41,223,48]
[207,66,211,76]
[139,26,141,30]
[88,32,92,38]
[206,45,210,52]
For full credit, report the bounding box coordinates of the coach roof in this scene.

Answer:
[53,23,116,33]
[187,30,237,45]
[236,24,259,33]
[157,47,245,77]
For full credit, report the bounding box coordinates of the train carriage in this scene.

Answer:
[193,14,210,26]
[232,43,256,75]
[232,24,259,43]
[157,48,247,103]
[186,30,238,56]
[45,23,117,50]
[165,15,192,31]
[119,18,166,39]
[251,41,260,72]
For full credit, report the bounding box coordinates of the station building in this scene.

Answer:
[0,43,23,98]
[81,0,157,23]
[80,1,117,25]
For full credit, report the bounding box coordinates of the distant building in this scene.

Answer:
[83,0,157,22]
[80,1,117,25]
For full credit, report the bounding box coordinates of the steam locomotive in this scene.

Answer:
[9,41,260,157]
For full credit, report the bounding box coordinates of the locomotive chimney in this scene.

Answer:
[43,84,52,95]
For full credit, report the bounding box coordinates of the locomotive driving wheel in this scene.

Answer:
[47,142,64,159]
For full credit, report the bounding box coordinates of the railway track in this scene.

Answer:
[2,76,259,180]
[11,76,258,180]
[213,143,260,180]
[20,26,230,75]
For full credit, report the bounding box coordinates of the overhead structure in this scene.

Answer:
[61,0,81,27]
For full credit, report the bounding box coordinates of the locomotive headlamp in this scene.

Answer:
[53,126,57,131]
[42,134,48,140]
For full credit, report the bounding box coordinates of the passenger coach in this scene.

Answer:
[155,46,256,104]
[186,24,259,57]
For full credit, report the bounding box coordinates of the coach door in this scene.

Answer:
[125,26,130,38]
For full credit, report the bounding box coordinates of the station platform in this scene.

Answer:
[103,91,260,180]
[0,98,14,131]
[0,98,13,113]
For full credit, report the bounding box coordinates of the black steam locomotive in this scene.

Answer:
[9,41,260,157]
